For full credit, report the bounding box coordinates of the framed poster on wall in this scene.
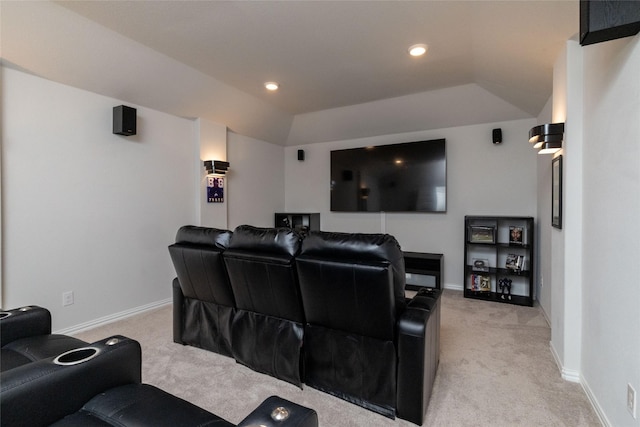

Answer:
[552,155,562,229]
[207,176,224,203]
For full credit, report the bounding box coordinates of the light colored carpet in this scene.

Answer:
[74,290,601,426]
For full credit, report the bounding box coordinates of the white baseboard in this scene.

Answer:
[54,298,172,336]
[444,283,464,292]
[549,341,581,382]
[581,376,611,427]
[549,341,609,426]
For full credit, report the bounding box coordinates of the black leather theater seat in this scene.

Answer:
[297,231,441,424]
[169,225,236,357]
[223,225,305,387]
[1,334,318,427]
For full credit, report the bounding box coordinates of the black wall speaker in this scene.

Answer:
[298,149,305,161]
[492,128,502,144]
[580,0,640,46]
[113,105,137,136]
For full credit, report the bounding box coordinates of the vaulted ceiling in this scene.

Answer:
[2,1,579,144]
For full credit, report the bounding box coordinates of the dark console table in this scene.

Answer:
[403,252,443,291]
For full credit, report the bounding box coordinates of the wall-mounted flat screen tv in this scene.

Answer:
[330,139,446,212]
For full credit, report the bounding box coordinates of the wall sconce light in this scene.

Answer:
[529,123,564,154]
[203,160,230,175]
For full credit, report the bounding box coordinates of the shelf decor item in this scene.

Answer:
[470,274,491,292]
[509,226,524,245]
[469,226,495,243]
[498,277,513,300]
[472,258,490,272]
[505,254,524,271]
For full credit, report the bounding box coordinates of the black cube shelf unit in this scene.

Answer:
[274,212,320,235]
[464,216,534,307]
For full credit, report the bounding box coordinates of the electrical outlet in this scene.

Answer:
[62,291,74,307]
[628,383,637,418]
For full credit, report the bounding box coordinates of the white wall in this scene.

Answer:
[536,96,553,318]
[2,67,197,330]
[227,132,284,229]
[285,118,538,289]
[0,1,293,145]
[581,34,640,427]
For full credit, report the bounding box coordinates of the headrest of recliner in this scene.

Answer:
[228,225,301,257]
[174,225,232,250]
[300,231,403,263]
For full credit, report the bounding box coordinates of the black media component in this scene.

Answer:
[330,138,446,213]
[113,105,137,136]
[298,149,305,161]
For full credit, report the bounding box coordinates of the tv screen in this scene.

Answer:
[330,139,446,213]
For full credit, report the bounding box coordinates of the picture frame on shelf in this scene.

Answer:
[552,155,563,229]
[505,254,524,271]
[471,258,490,272]
[470,274,491,292]
[509,226,524,245]
[469,226,496,243]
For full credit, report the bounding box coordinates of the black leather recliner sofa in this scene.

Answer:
[1,305,88,372]
[1,333,318,427]
[170,225,441,425]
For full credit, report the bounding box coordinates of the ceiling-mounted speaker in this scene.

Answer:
[492,128,502,144]
[113,105,137,136]
[298,149,305,161]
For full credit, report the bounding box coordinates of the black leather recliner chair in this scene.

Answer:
[1,334,319,427]
[296,231,441,425]
[1,306,88,372]
[169,225,235,357]
[222,225,305,387]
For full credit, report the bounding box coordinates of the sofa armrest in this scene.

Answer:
[396,289,442,425]
[50,383,235,427]
[1,335,142,427]
[238,396,318,427]
[0,306,51,347]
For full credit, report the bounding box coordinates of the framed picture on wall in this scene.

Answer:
[552,155,562,229]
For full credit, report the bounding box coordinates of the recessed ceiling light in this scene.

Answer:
[408,44,428,57]
[264,82,279,91]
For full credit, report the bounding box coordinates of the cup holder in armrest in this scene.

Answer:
[53,347,100,366]
[0,312,11,319]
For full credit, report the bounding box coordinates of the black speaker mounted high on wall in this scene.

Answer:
[113,105,137,136]
[492,128,502,144]
[580,0,640,46]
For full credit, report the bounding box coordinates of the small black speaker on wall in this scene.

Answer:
[113,105,137,136]
[492,128,502,144]
[297,149,305,161]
